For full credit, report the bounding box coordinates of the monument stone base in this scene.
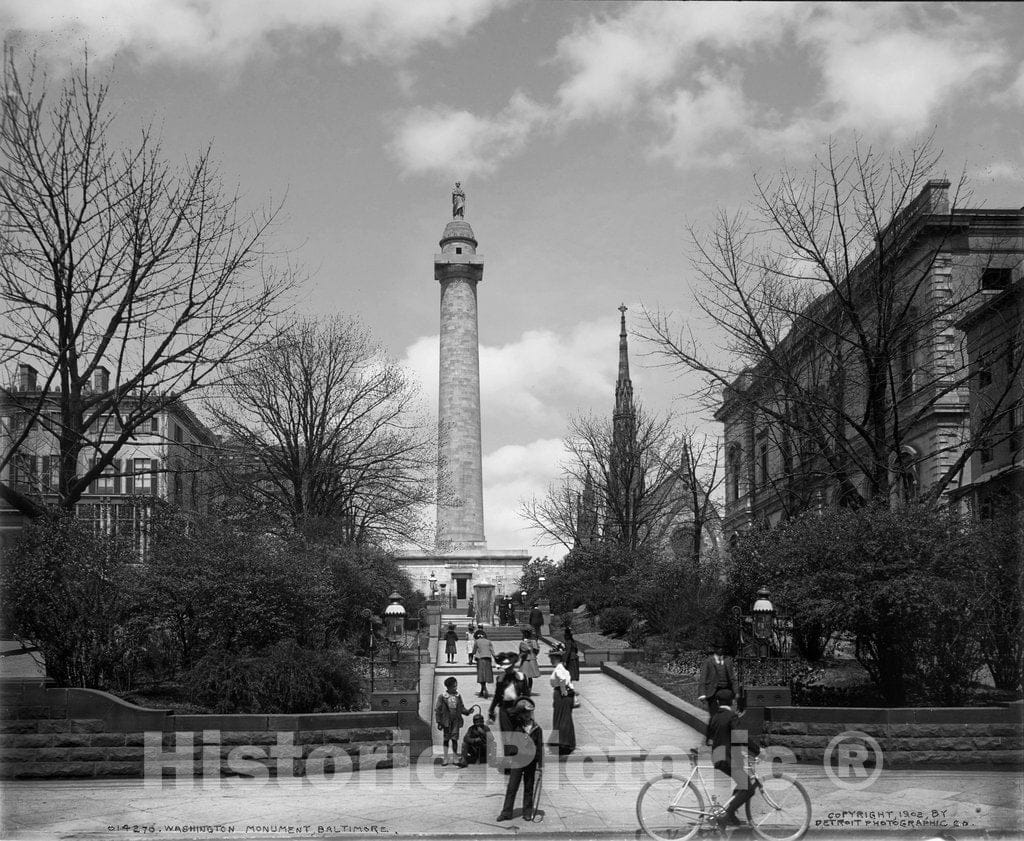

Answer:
[396,548,533,616]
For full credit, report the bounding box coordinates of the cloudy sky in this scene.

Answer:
[5,1,1022,553]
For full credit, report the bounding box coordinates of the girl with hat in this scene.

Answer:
[547,645,576,755]
[443,623,459,664]
[518,628,540,694]
[434,676,472,766]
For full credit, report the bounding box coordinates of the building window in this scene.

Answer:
[898,334,919,400]
[133,458,154,494]
[979,438,993,465]
[726,444,742,502]
[96,466,116,495]
[150,417,159,434]
[977,353,993,389]
[174,423,184,444]
[981,267,1012,291]
[756,430,769,488]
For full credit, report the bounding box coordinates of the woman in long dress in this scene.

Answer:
[564,626,581,682]
[471,630,495,698]
[519,628,541,695]
[547,646,576,755]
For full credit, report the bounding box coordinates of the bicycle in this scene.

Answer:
[636,747,811,841]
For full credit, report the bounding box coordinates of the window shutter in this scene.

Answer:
[113,459,122,495]
[151,459,159,497]
[88,457,96,495]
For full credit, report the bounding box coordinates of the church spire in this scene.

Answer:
[614,304,633,417]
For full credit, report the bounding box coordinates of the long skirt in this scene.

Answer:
[520,650,540,679]
[548,690,576,751]
[567,656,580,682]
[475,656,493,683]
[445,639,458,655]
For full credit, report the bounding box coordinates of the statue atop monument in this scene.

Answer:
[452,182,466,218]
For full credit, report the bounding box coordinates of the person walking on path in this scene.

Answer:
[434,677,472,766]
[563,626,581,682]
[528,603,544,639]
[489,651,528,768]
[471,630,494,698]
[698,637,738,717]
[705,689,760,827]
[546,645,576,756]
[497,698,544,822]
[467,623,476,664]
[443,624,459,664]
[467,596,474,619]
[518,628,540,695]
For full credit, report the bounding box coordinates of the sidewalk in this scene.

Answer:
[2,625,1020,839]
[2,762,1019,839]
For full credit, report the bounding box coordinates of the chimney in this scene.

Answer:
[17,363,37,392]
[94,366,110,392]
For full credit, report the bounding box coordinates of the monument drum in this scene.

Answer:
[436,184,486,549]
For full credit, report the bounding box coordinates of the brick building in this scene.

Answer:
[1,363,217,558]
[716,181,1024,543]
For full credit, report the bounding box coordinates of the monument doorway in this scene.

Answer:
[453,574,471,610]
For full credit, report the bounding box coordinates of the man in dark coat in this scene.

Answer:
[705,690,760,827]
[528,603,544,639]
[698,637,739,715]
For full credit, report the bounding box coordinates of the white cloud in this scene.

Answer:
[1003,61,1024,106]
[554,3,801,121]
[650,72,754,169]
[2,0,507,68]
[388,92,548,177]
[483,438,566,552]
[403,316,618,445]
[805,10,1005,137]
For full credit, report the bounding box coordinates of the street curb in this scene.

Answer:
[601,662,706,733]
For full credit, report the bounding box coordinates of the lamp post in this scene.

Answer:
[384,591,406,663]
[428,570,438,600]
[360,608,375,693]
[751,586,775,659]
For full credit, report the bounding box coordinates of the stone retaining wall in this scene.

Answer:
[763,705,1024,768]
[0,680,427,780]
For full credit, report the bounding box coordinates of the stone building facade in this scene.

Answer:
[952,277,1023,516]
[717,181,1024,543]
[1,363,216,558]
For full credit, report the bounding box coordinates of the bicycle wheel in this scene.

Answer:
[745,773,812,841]
[636,773,705,841]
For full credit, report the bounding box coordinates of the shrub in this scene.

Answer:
[185,640,364,713]
[1,515,139,689]
[598,606,634,636]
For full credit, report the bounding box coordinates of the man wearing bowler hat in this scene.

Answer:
[496,697,543,822]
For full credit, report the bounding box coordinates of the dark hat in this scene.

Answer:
[715,688,734,705]
[473,713,485,724]
[444,677,458,689]
[495,651,518,667]
[548,644,565,659]
[474,629,486,639]
[512,698,536,715]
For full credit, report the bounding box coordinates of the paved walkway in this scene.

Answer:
[2,618,1021,839]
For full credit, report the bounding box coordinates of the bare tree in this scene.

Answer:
[645,137,1023,509]
[208,316,438,548]
[520,407,721,556]
[0,55,291,517]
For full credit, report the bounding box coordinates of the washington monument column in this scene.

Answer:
[435,183,486,549]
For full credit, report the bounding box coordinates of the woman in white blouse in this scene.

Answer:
[547,646,576,755]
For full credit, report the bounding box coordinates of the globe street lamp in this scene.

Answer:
[752,586,775,658]
[428,570,438,600]
[384,591,407,663]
